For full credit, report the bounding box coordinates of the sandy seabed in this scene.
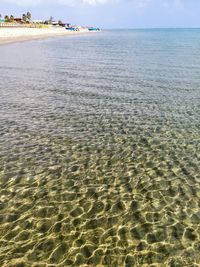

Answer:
[0,27,90,44]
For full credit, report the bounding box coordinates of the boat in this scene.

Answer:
[88,27,100,31]
[65,27,80,31]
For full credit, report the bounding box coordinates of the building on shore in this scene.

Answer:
[32,20,44,24]
[14,18,24,24]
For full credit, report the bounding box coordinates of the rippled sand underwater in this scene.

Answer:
[0,30,200,266]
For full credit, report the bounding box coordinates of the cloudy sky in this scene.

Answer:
[0,0,200,28]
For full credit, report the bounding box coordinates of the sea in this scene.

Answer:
[0,29,200,266]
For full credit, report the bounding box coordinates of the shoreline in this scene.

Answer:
[0,27,93,45]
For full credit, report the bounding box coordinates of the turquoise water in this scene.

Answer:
[0,29,200,266]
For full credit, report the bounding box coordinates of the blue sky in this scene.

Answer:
[0,0,200,28]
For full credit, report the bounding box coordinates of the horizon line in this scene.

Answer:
[104,27,200,30]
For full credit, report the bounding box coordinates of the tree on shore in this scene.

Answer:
[26,12,31,22]
[22,13,27,22]
[4,15,9,22]
[10,15,14,22]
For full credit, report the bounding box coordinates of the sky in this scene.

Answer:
[0,0,200,28]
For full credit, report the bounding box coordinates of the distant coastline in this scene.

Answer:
[0,28,95,45]
[0,12,100,45]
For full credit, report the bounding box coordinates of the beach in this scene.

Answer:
[0,27,90,44]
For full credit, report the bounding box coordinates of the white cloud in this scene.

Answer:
[174,0,183,8]
[1,0,184,7]
[133,0,152,9]
[2,0,111,5]
[2,0,43,6]
[58,0,113,6]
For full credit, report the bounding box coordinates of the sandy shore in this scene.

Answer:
[0,27,90,45]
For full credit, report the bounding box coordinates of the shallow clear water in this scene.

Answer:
[0,29,200,266]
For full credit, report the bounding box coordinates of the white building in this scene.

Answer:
[32,20,44,23]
